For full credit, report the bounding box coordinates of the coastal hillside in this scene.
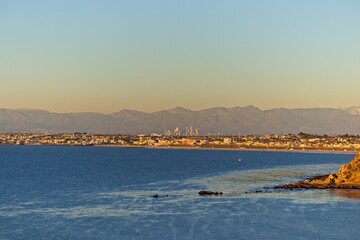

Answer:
[1,106,360,134]
[277,152,360,189]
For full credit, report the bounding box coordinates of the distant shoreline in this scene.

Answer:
[0,143,357,154]
[96,144,357,154]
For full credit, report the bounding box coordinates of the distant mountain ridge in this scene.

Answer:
[1,106,360,135]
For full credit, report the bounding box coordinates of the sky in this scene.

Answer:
[0,0,360,113]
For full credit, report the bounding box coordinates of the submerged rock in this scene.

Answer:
[277,152,360,189]
[152,194,169,198]
[198,190,223,195]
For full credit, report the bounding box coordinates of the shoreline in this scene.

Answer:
[122,146,357,154]
[13,143,357,154]
[1,143,357,154]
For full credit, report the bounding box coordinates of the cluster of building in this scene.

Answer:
[0,133,125,146]
[1,132,360,151]
[236,133,360,151]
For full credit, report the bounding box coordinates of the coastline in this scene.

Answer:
[276,152,360,190]
[94,144,357,154]
[1,143,357,154]
[2,133,360,154]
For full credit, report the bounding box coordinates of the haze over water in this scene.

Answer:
[1,146,359,239]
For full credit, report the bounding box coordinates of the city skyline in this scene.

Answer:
[1,0,359,113]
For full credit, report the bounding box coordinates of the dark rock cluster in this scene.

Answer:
[198,190,223,195]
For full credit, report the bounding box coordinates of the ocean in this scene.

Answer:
[0,146,359,239]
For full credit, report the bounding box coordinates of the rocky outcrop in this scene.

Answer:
[336,153,360,184]
[277,153,360,189]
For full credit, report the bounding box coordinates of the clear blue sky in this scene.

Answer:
[1,0,359,113]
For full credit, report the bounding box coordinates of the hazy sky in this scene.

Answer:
[1,0,359,113]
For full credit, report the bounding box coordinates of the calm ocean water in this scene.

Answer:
[0,146,359,239]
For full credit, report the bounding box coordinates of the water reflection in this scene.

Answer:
[328,189,360,201]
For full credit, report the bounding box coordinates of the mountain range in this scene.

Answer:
[1,106,360,135]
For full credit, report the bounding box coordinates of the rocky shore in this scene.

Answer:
[276,152,360,189]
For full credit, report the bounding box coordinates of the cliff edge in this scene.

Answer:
[277,152,360,189]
